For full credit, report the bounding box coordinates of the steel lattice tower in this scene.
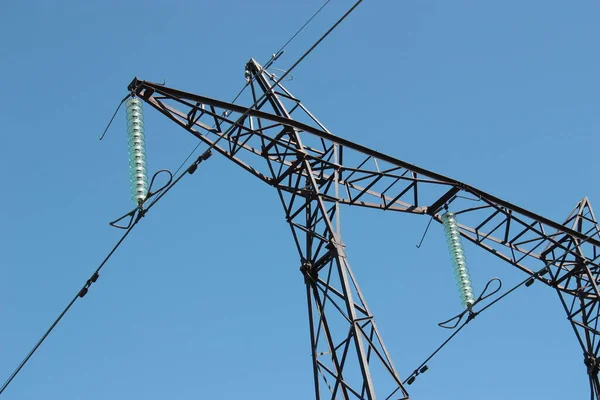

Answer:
[126,58,600,399]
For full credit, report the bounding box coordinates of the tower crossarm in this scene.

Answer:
[127,57,600,398]
[128,63,600,299]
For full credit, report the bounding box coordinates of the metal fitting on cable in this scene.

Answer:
[78,272,100,298]
[187,150,213,175]
[406,365,429,385]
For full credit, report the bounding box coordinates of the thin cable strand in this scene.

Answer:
[173,0,362,177]
[0,1,364,395]
[172,0,333,177]
[0,151,214,396]
[0,219,138,395]
[404,268,547,385]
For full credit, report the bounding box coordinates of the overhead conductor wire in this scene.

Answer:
[0,0,364,395]
[0,151,213,396]
[172,0,333,177]
[402,267,549,387]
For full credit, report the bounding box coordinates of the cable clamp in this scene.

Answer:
[406,365,429,385]
[188,150,213,175]
[78,272,100,298]
[585,354,600,375]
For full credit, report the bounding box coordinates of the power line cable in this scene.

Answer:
[171,0,362,177]
[0,148,215,397]
[401,267,549,387]
[171,0,333,177]
[0,1,364,395]
[0,223,135,396]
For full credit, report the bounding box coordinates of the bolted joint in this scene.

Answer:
[127,77,140,92]
[584,354,600,375]
[296,149,308,161]
[300,262,318,284]
[326,239,345,257]
[325,242,338,257]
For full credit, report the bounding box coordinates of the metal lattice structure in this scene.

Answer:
[127,59,600,399]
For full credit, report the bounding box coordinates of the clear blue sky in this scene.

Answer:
[1,1,598,399]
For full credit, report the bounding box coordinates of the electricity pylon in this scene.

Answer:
[127,59,600,399]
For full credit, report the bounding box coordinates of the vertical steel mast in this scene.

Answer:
[547,198,600,398]
[246,61,410,400]
[129,59,410,399]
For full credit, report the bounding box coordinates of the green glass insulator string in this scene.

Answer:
[125,97,148,205]
[441,211,475,307]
